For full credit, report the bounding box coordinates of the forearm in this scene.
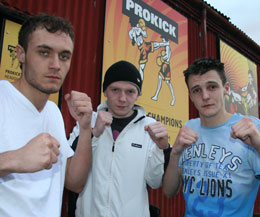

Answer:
[0,151,20,176]
[65,126,92,193]
[163,152,182,198]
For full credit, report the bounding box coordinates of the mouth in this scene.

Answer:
[46,75,61,81]
[117,105,126,110]
[202,104,213,109]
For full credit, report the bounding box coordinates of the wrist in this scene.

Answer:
[170,147,182,157]
[78,125,92,139]
[160,143,170,150]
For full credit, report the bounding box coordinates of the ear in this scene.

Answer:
[16,45,25,64]
[103,90,107,98]
[224,82,230,95]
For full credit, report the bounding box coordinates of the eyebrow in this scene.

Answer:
[190,81,218,92]
[109,86,137,91]
[190,85,200,92]
[36,45,72,55]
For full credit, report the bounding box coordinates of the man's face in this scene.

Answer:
[17,27,74,94]
[188,70,229,121]
[104,81,139,118]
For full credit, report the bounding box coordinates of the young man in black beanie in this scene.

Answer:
[68,60,168,217]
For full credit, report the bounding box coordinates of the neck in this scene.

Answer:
[12,79,49,112]
[200,110,232,127]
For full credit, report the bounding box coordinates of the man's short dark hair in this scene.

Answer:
[183,58,227,87]
[18,13,74,51]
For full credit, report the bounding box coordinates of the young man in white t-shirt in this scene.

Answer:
[0,13,92,217]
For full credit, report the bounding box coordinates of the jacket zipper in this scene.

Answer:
[112,141,115,152]
[107,139,115,215]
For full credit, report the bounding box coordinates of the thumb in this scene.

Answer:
[64,93,71,102]
[65,93,72,111]
[144,125,149,131]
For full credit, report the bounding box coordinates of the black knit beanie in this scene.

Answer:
[103,60,142,95]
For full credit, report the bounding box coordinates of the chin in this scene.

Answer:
[199,110,217,118]
[41,87,60,94]
[203,112,218,119]
[114,112,129,118]
[44,84,62,94]
[116,114,127,118]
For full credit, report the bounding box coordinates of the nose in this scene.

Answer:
[49,55,61,70]
[119,91,127,102]
[201,89,210,100]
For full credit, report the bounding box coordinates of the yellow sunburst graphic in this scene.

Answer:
[220,41,249,92]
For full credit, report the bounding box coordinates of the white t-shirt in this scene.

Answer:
[0,80,74,217]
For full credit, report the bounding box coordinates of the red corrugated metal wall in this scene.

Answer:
[2,0,260,216]
[187,18,201,120]
[149,188,185,217]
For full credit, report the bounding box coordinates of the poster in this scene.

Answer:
[0,19,60,105]
[220,40,258,117]
[102,0,189,144]
[0,19,21,81]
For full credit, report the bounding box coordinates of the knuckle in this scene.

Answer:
[40,132,49,138]
[43,158,52,168]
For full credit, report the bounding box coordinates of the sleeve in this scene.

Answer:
[67,112,97,147]
[248,116,260,179]
[68,122,80,147]
[247,145,260,179]
[71,136,79,151]
[145,141,164,189]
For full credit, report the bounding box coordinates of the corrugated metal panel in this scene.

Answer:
[207,31,217,58]
[187,18,201,119]
[255,192,260,215]
[149,188,185,217]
